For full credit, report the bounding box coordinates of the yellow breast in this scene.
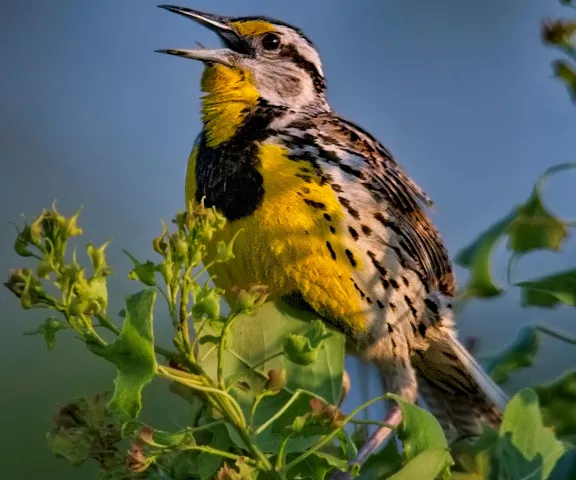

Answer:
[185,142,369,334]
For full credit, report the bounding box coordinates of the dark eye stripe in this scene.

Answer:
[279,44,326,93]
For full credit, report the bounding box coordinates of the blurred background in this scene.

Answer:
[1,0,575,478]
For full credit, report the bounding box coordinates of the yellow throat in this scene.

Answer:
[199,63,259,148]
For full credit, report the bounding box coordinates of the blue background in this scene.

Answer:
[1,1,575,477]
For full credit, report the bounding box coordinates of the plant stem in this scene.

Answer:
[190,260,216,283]
[506,254,516,285]
[227,351,284,390]
[218,312,238,390]
[255,390,303,435]
[160,367,278,477]
[179,273,192,355]
[180,444,254,463]
[154,345,178,360]
[246,351,284,374]
[275,435,292,473]
[95,313,120,335]
[188,419,226,433]
[534,325,576,344]
[349,419,397,428]
[156,285,172,312]
[158,365,245,426]
[250,392,270,428]
[162,283,179,327]
[285,395,390,471]
[191,317,209,351]
[255,387,335,436]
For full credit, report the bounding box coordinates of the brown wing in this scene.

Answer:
[313,113,456,297]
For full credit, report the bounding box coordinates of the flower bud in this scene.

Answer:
[126,444,148,473]
[235,284,269,312]
[29,210,49,245]
[68,296,93,316]
[215,241,234,263]
[86,241,111,276]
[541,18,576,47]
[173,211,186,230]
[14,229,34,257]
[172,234,188,256]
[6,268,44,309]
[200,225,215,243]
[210,209,227,230]
[193,289,221,320]
[4,268,29,297]
[264,368,286,393]
[57,207,83,238]
[152,221,169,255]
[37,257,54,278]
[189,246,204,266]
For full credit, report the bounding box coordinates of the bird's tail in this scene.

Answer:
[412,335,508,439]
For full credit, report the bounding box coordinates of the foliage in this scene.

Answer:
[5,185,575,479]
[5,201,443,479]
[5,1,576,479]
[447,3,576,478]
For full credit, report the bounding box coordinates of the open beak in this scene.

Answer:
[156,5,245,65]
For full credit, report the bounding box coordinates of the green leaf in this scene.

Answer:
[387,448,452,480]
[198,299,345,454]
[23,317,68,351]
[285,451,349,479]
[214,237,237,263]
[159,451,200,480]
[91,289,158,419]
[450,427,499,480]
[481,324,539,384]
[552,59,576,102]
[356,439,402,479]
[82,276,108,313]
[215,460,260,479]
[535,370,576,438]
[515,268,576,308]
[387,394,449,461]
[198,424,235,480]
[519,289,562,308]
[193,288,221,320]
[198,334,221,346]
[506,181,568,254]
[48,428,93,467]
[123,249,157,286]
[454,209,517,298]
[283,320,331,366]
[496,388,570,480]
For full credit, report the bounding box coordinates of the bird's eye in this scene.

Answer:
[261,32,281,51]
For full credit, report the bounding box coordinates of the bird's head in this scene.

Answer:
[157,5,328,114]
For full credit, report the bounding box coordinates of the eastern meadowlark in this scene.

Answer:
[157,5,508,474]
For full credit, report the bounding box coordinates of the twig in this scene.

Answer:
[227,351,284,389]
[285,395,391,471]
[534,325,576,344]
[218,312,239,390]
[275,434,292,472]
[180,444,256,464]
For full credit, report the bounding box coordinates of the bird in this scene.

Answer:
[156,4,508,475]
